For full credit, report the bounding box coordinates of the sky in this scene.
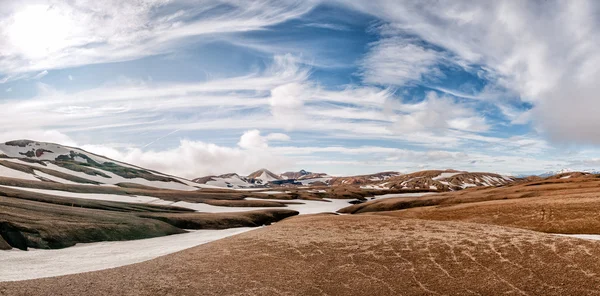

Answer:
[1,0,600,178]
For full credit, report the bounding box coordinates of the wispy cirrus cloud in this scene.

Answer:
[0,0,319,75]
[360,37,444,86]
[342,0,600,145]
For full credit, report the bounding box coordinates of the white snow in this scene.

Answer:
[33,170,80,185]
[0,155,208,191]
[0,165,39,181]
[256,171,278,182]
[40,162,199,191]
[432,172,461,180]
[298,177,332,185]
[0,228,253,282]
[558,234,600,241]
[206,175,252,188]
[0,186,165,204]
[561,175,572,179]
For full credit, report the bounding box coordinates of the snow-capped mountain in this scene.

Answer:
[329,171,401,186]
[281,169,330,180]
[539,168,600,178]
[246,168,281,184]
[0,140,205,191]
[193,168,516,191]
[192,173,255,189]
[280,169,310,180]
[349,170,515,191]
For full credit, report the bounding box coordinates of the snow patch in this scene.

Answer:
[432,172,461,180]
[0,228,252,282]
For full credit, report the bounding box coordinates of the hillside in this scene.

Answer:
[339,173,600,234]
[0,140,428,253]
[194,169,516,191]
[0,140,205,191]
[280,169,329,180]
[192,173,255,189]
[331,169,514,191]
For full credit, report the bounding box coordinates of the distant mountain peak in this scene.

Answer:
[247,168,281,183]
[539,168,600,177]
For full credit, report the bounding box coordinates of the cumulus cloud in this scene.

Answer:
[237,129,290,149]
[83,139,292,179]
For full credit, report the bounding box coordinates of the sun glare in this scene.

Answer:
[7,5,73,58]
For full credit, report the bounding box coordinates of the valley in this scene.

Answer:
[3,140,600,294]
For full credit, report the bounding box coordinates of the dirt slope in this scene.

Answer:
[4,215,600,295]
[341,175,600,234]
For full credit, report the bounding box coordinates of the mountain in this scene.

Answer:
[329,171,401,186]
[194,168,516,191]
[0,139,204,191]
[280,169,310,180]
[247,168,281,184]
[192,173,256,189]
[539,168,600,178]
[342,170,516,191]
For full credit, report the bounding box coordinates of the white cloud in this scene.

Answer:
[5,87,11,92]
[0,0,319,74]
[0,130,76,146]
[83,139,293,179]
[269,82,311,129]
[266,133,291,142]
[360,37,443,86]
[31,70,48,80]
[238,129,290,149]
[390,92,488,133]
[342,0,600,145]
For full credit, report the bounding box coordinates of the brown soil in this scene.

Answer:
[0,187,298,250]
[4,215,600,295]
[138,209,299,230]
[0,195,185,250]
[341,175,600,234]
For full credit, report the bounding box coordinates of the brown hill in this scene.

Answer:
[329,170,515,191]
[340,174,600,234]
[5,215,600,295]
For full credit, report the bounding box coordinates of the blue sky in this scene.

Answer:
[1,0,600,178]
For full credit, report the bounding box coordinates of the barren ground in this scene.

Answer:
[340,176,600,234]
[4,214,600,295]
